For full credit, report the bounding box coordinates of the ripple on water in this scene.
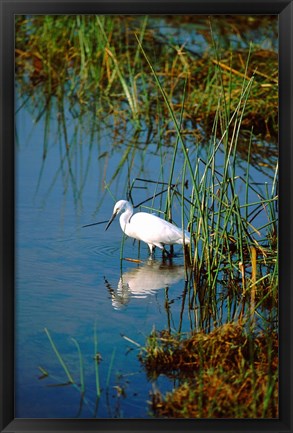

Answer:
[90,243,120,257]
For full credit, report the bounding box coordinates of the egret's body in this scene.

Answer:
[106,200,190,255]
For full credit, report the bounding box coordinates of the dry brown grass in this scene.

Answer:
[139,323,278,418]
[15,16,278,147]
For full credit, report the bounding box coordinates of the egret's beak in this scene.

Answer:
[105,210,118,231]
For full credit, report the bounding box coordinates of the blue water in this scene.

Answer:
[14,103,197,418]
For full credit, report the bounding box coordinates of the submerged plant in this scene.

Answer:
[40,327,122,417]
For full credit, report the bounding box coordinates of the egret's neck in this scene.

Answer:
[119,208,133,233]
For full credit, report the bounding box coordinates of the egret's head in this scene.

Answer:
[113,200,129,214]
[105,200,131,230]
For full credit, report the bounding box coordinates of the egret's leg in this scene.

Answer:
[148,244,155,258]
[162,247,172,258]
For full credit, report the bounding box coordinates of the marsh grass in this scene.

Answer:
[44,327,75,385]
[126,37,278,327]
[16,15,278,144]
[100,31,278,418]
[131,28,278,418]
[141,323,278,418]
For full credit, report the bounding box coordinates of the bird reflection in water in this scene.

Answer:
[104,259,186,310]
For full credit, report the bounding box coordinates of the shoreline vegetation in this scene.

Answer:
[16,15,278,418]
[140,322,278,418]
[16,15,278,147]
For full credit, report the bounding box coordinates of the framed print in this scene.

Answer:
[0,0,292,432]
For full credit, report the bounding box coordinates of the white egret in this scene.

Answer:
[105,199,190,255]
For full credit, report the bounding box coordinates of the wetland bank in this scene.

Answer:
[15,15,278,418]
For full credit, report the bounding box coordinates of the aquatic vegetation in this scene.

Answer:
[15,15,278,150]
[139,323,278,418]
[41,327,124,417]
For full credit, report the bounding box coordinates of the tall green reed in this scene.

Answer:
[134,34,277,327]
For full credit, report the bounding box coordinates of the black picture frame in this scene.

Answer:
[0,1,292,432]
